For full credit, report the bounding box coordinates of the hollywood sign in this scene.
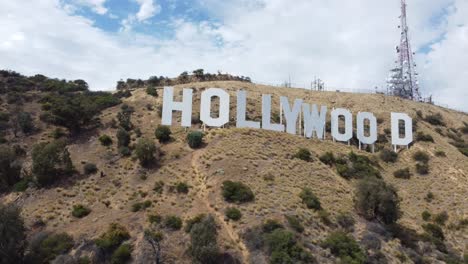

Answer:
[161,87,413,151]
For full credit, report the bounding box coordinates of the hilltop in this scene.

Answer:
[0,71,467,264]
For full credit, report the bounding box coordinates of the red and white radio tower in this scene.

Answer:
[387,0,422,101]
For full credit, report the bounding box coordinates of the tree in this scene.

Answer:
[144,229,163,264]
[31,140,74,186]
[0,147,22,192]
[117,128,130,147]
[0,204,26,264]
[355,177,401,225]
[135,138,156,167]
[117,104,134,131]
[189,215,219,264]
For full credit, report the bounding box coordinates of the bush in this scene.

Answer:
[148,214,162,225]
[111,243,132,264]
[27,232,74,263]
[355,177,401,224]
[146,86,158,97]
[187,131,204,148]
[51,128,66,139]
[422,223,445,241]
[131,200,151,212]
[164,215,183,230]
[379,149,398,163]
[424,113,445,126]
[415,163,429,175]
[153,180,164,194]
[18,112,35,134]
[118,146,131,156]
[425,192,435,202]
[72,204,91,218]
[319,151,335,166]
[83,163,97,175]
[393,168,411,179]
[264,228,313,264]
[117,104,133,131]
[322,232,366,264]
[185,214,206,233]
[435,150,446,157]
[32,140,74,186]
[135,138,156,166]
[416,132,434,142]
[99,134,113,146]
[299,187,321,210]
[0,204,26,263]
[117,128,130,147]
[413,151,430,163]
[337,152,381,180]
[434,211,449,226]
[285,215,304,233]
[221,181,254,203]
[0,147,22,192]
[262,219,284,233]
[13,178,30,192]
[176,182,190,194]
[154,125,171,143]
[189,215,220,264]
[293,148,312,162]
[95,223,130,252]
[225,207,242,221]
[318,210,332,226]
[336,212,355,232]
[422,211,431,221]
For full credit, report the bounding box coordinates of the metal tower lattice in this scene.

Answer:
[387,0,421,101]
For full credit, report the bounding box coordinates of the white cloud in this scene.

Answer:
[75,0,108,15]
[0,0,467,111]
[135,0,161,22]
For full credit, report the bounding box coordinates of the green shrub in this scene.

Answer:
[99,134,113,146]
[262,219,284,233]
[355,177,400,224]
[111,243,133,264]
[146,86,158,97]
[416,132,434,142]
[155,125,171,143]
[413,151,430,163]
[422,211,431,221]
[422,223,445,241]
[32,140,74,186]
[318,210,332,226]
[434,211,449,226]
[299,187,321,210]
[187,131,204,148]
[424,113,445,126]
[337,152,381,179]
[415,163,429,175]
[131,200,151,212]
[148,214,162,225]
[285,215,304,233]
[322,232,366,264]
[72,204,91,218]
[435,150,446,157]
[225,207,242,221]
[83,163,97,175]
[221,181,254,203]
[28,232,74,263]
[117,104,133,131]
[117,128,130,147]
[18,112,35,134]
[293,148,312,162]
[118,146,131,156]
[336,212,355,231]
[379,148,398,163]
[153,180,164,194]
[164,215,183,230]
[425,192,435,202]
[0,147,22,192]
[95,223,130,252]
[176,182,190,194]
[135,138,156,166]
[393,167,411,179]
[0,204,26,263]
[264,228,313,264]
[189,215,220,264]
[12,178,31,192]
[51,128,66,139]
[185,214,206,233]
[319,151,335,166]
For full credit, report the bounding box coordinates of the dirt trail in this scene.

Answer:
[190,147,250,263]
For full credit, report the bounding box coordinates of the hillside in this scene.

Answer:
[1,73,467,264]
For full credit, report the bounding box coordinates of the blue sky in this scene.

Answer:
[1,0,467,111]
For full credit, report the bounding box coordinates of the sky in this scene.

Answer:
[0,0,467,111]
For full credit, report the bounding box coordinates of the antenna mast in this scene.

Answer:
[387,0,421,101]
